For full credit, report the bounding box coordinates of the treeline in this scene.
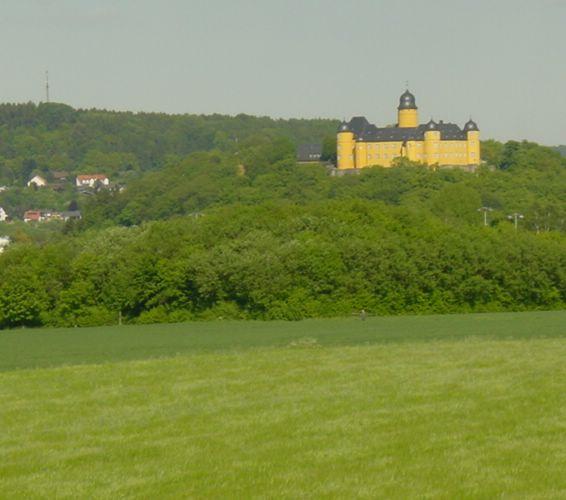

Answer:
[1,200,564,328]
[0,102,337,184]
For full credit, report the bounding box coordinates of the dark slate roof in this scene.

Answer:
[464,119,479,131]
[347,117,471,142]
[61,210,82,219]
[425,119,438,130]
[398,90,417,110]
[297,143,322,162]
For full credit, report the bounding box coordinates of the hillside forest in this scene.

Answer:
[0,102,564,328]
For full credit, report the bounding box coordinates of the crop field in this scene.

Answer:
[1,311,565,498]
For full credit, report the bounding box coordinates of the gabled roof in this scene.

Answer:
[29,175,47,182]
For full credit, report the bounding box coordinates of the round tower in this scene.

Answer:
[424,119,440,166]
[337,122,356,169]
[464,119,480,165]
[398,90,418,128]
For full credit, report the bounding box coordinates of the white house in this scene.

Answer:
[0,207,7,222]
[27,175,48,188]
[0,236,10,253]
[76,174,109,188]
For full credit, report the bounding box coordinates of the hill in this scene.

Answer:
[1,312,565,497]
[0,102,337,186]
[0,107,565,327]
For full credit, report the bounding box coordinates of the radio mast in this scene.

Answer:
[45,70,50,103]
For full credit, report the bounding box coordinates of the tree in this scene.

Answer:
[499,140,520,170]
[321,135,337,163]
[20,159,37,184]
[0,270,48,327]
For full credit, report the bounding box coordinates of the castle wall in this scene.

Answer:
[352,139,474,168]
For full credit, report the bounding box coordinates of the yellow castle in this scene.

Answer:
[337,90,480,171]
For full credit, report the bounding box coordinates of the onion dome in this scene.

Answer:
[398,90,417,110]
[337,121,352,133]
[425,118,438,130]
[464,119,479,131]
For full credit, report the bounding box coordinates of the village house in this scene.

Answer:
[297,143,323,163]
[23,209,81,223]
[0,236,10,253]
[52,171,70,181]
[27,175,48,188]
[23,210,42,222]
[60,210,82,221]
[76,174,109,188]
[51,171,71,191]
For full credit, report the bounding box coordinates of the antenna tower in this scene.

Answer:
[45,70,50,103]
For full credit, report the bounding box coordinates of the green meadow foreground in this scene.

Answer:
[1,312,565,498]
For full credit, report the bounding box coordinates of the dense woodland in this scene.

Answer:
[0,102,336,182]
[0,103,564,328]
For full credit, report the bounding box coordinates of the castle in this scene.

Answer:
[337,90,480,171]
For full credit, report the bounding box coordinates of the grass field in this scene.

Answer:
[1,311,565,498]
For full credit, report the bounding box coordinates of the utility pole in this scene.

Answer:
[45,70,50,103]
[477,206,493,226]
[507,212,524,231]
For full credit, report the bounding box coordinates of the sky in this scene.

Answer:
[0,0,565,145]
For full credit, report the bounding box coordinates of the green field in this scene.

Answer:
[1,311,565,498]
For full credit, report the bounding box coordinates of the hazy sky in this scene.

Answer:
[0,0,565,144]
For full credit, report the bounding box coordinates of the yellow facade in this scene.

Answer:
[466,130,480,165]
[336,129,355,169]
[337,90,480,170]
[398,108,418,128]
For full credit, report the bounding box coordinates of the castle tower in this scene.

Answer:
[337,122,356,169]
[424,119,440,166]
[398,90,418,128]
[464,119,480,165]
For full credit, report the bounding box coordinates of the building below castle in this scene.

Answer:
[337,90,480,171]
